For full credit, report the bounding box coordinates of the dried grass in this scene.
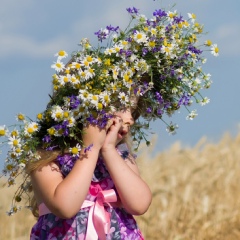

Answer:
[1,132,240,239]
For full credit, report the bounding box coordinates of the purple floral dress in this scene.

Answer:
[30,144,144,240]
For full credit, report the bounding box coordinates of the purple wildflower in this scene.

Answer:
[69,95,80,109]
[94,29,108,42]
[57,154,77,176]
[84,143,93,153]
[126,7,139,15]
[178,93,191,106]
[146,107,152,113]
[42,135,51,143]
[153,9,167,20]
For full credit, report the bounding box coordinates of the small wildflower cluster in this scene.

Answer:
[0,5,218,214]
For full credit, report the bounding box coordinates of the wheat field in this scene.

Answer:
[1,132,240,240]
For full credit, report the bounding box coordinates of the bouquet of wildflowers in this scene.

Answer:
[0,6,218,215]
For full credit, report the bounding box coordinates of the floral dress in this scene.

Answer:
[30,144,144,240]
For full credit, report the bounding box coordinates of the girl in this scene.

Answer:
[1,6,216,239]
[29,107,152,239]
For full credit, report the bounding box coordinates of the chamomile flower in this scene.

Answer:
[51,106,64,121]
[166,123,179,135]
[24,122,39,136]
[0,125,8,137]
[69,143,81,157]
[119,92,129,105]
[211,44,219,57]
[8,136,21,148]
[200,97,210,106]
[16,113,25,122]
[186,110,198,120]
[51,60,65,73]
[55,50,68,60]
[188,13,196,22]
[133,31,148,44]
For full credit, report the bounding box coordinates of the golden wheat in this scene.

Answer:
[1,132,240,240]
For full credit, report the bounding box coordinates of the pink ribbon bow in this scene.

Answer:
[82,189,117,240]
[39,189,117,240]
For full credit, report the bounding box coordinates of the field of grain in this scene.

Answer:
[1,132,240,240]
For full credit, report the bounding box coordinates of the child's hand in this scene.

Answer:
[82,124,106,149]
[101,116,124,151]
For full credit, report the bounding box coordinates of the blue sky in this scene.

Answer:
[0,0,240,168]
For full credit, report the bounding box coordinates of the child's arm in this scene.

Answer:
[31,124,108,219]
[101,117,152,215]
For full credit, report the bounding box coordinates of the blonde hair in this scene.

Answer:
[26,149,60,218]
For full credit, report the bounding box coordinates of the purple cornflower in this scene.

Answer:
[188,45,202,55]
[142,48,148,56]
[146,107,152,113]
[155,92,164,104]
[57,154,77,176]
[153,9,167,20]
[94,29,108,42]
[178,93,191,106]
[69,95,80,109]
[46,145,58,151]
[84,144,93,153]
[126,7,139,15]
[106,25,119,33]
[42,135,51,143]
[157,108,164,115]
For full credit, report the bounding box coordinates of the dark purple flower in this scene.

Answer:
[57,154,77,177]
[157,108,164,115]
[142,48,148,56]
[69,95,80,109]
[46,145,58,151]
[178,93,191,106]
[106,25,119,33]
[153,9,167,19]
[42,135,51,143]
[146,107,152,113]
[84,144,93,153]
[94,29,108,42]
[126,7,139,15]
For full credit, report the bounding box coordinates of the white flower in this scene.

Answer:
[211,44,219,57]
[69,143,81,157]
[16,113,25,122]
[59,74,70,86]
[24,122,39,136]
[133,31,148,43]
[51,106,63,121]
[100,92,111,106]
[188,13,196,22]
[8,136,21,148]
[0,125,8,137]
[54,50,68,60]
[51,60,65,73]
[118,92,129,105]
[166,123,179,135]
[200,97,210,106]
[186,110,198,120]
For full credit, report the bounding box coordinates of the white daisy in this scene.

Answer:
[211,44,219,57]
[24,122,39,136]
[8,136,21,148]
[188,13,196,22]
[186,110,198,120]
[133,31,148,44]
[51,106,63,121]
[118,92,129,105]
[0,125,8,137]
[200,97,210,106]
[51,60,65,73]
[54,50,68,60]
[69,143,81,157]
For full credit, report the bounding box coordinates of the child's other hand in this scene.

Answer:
[82,124,106,149]
[101,116,124,151]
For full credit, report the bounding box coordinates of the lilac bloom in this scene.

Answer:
[126,7,139,15]
[84,144,93,153]
[42,135,51,143]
